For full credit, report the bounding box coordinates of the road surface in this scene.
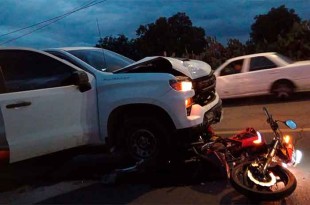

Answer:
[0,94,309,204]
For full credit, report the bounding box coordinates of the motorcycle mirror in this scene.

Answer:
[285,120,297,130]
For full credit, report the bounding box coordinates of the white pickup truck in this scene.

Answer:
[0,47,222,165]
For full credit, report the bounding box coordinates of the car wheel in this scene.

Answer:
[271,82,294,99]
[120,117,169,165]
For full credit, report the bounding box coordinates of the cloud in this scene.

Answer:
[0,0,309,48]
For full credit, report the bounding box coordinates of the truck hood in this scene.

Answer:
[114,56,212,80]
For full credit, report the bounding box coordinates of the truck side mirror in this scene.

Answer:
[72,71,91,92]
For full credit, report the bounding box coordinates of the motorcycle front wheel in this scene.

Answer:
[230,161,297,201]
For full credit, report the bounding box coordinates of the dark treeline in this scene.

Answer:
[96,5,310,69]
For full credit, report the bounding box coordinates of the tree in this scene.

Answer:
[250,5,301,46]
[96,34,140,60]
[136,12,206,57]
[250,5,309,60]
[276,20,310,60]
[202,36,225,69]
[135,17,172,56]
[244,40,256,54]
[225,38,246,59]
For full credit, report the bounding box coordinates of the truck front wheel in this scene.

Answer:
[119,117,169,165]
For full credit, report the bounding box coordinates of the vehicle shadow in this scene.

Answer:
[37,159,232,204]
[1,141,299,205]
[0,152,270,204]
[222,92,310,107]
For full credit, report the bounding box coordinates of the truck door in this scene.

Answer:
[0,68,9,164]
[0,49,98,163]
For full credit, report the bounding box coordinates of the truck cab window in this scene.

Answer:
[0,50,74,93]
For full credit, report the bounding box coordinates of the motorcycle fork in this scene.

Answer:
[261,139,279,174]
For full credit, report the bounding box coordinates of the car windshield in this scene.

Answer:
[275,53,294,64]
[67,48,135,72]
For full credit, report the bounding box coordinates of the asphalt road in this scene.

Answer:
[0,93,309,204]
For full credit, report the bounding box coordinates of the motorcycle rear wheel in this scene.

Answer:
[230,161,297,201]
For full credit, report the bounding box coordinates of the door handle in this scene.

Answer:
[6,102,31,109]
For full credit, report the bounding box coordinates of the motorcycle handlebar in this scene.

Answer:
[263,107,278,131]
[263,107,271,119]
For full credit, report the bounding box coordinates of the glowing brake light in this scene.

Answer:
[253,131,262,144]
[169,80,192,92]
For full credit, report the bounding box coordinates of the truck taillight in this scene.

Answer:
[169,80,192,92]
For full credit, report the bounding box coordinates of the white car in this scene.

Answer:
[214,52,310,99]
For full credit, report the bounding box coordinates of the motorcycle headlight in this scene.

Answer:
[283,135,291,144]
[292,149,303,166]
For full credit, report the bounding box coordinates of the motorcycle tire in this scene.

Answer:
[230,161,297,201]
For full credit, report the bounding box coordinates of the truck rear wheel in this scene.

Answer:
[119,117,169,165]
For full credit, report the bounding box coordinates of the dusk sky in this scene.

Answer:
[0,0,309,49]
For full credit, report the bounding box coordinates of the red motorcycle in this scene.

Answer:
[103,107,302,201]
[192,107,302,201]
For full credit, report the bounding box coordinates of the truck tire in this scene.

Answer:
[119,117,169,165]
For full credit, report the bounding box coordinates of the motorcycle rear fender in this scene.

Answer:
[229,128,266,148]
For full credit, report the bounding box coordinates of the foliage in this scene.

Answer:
[135,12,206,57]
[96,7,309,68]
[275,20,310,60]
[95,34,141,60]
[202,36,226,69]
[225,38,247,59]
[250,5,301,45]
[135,17,172,56]
[249,5,309,60]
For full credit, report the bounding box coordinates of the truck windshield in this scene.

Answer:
[68,48,135,72]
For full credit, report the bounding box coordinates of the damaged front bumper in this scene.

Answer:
[203,98,223,125]
[173,98,223,144]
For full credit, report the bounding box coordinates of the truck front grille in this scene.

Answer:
[192,74,216,106]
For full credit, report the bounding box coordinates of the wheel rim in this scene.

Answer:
[128,128,158,159]
[233,163,292,194]
[273,84,292,98]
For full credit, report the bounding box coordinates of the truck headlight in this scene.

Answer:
[169,80,192,92]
